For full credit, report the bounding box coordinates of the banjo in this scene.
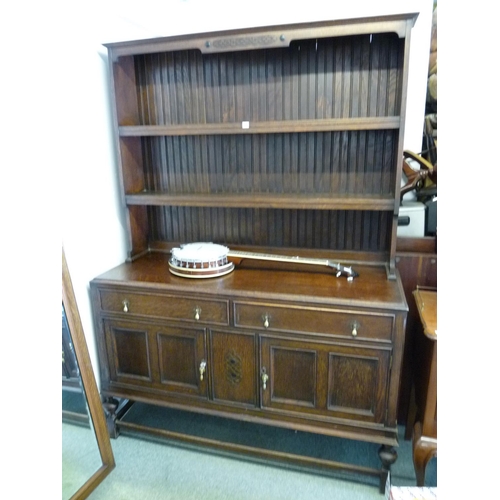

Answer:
[168,242,358,281]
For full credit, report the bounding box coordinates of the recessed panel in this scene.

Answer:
[158,333,198,387]
[271,347,316,407]
[328,353,378,415]
[113,328,150,379]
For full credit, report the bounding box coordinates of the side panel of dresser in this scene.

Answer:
[90,281,406,445]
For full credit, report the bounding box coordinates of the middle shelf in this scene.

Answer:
[125,192,396,210]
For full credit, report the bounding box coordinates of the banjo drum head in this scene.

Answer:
[168,242,235,278]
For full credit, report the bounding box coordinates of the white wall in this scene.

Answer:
[59,0,434,385]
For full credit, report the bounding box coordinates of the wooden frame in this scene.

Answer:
[62,249,115,499]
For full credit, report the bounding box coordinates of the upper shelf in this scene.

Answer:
[119,117,401,137]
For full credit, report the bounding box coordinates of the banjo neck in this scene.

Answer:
[227,250,358,281]
[227,250,328,267]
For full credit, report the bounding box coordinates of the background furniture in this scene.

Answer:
[411,288,437,486]
[394,236,437,428]
[91,14,418,491]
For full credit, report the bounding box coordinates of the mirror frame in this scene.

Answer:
[62,248,115,499]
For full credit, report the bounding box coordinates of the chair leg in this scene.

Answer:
[412,421,437,486]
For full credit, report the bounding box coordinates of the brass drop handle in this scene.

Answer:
[194,307,201,321]
[261,367,269,390]
[351,321,359,337]
[262,315,270,329]
[122,300,129,313]
[199,360,207,381]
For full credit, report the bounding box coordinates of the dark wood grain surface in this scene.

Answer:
[93,252,407,311]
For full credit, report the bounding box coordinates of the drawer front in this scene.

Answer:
[98,289,229,325]
[234,302,393,341]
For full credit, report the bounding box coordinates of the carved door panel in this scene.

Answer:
[209,330,258,408]
[103,319,209,399]
[260,335,391,424]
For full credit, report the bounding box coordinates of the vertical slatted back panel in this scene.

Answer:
[132,32,404,260]
[141,131,397,196]
[134,33,402,124]
[148,207,391,255]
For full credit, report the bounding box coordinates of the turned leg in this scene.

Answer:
[378,445,398,493]
[412,421,437,486]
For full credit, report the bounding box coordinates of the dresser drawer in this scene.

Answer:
[233,302,393,341]
[98,289,229,325]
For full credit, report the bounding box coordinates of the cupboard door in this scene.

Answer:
[209,330,258,408]
[156,324,208,398]
[103,319,208,399]
[260,335,391,424]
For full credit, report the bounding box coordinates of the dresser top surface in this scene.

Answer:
[92,252,407,312]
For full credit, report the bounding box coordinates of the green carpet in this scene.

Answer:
[117,402,436,488]
[119,403,381,482]
[62,403,436,499]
